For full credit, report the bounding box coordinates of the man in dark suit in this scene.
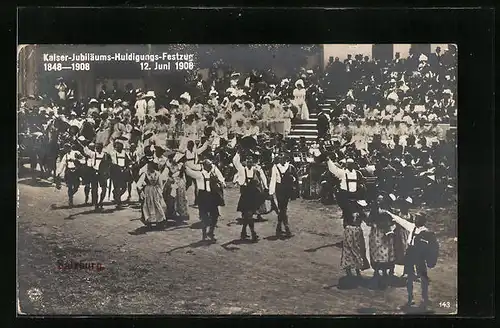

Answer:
[385,211,435,310]
[317,110,331,140]
[429,46,443,68]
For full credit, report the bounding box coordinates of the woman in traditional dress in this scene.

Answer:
[164,160,189,222]
[293,79,309,120]
[341,211,370,277]
[136,161,169,228]
[367,195,396,279]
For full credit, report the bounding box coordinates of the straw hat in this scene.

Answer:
[295,79,304,88]
[144,91,156,98]
[180,92,191,103]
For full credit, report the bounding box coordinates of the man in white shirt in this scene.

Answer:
[56,143,85,207]
[185,159,226,241]
[233,152,268,242]
[109,140,131,208]
[326,156,364,220]
[173,139,210,206]
[82,142,110,211]
[269,153,298,237]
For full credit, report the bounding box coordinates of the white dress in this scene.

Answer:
[293,88,309,120]
[135,99,147,122]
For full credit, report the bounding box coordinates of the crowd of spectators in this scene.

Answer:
[18,45,457,208]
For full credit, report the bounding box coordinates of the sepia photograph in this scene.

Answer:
[17,44,457,315]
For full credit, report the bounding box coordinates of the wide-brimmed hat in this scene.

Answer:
[419,54,428,62]
[295,79,304,88]
[180,92,191,103]
[144,91,156,98]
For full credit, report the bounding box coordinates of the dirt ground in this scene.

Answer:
[17,176,457,315]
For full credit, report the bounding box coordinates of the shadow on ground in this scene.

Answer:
[220,238,259,251]
[263,234,294,241]
[304,241,342,253]
[18,178,54,188]
[128,220,189,235]
[51,202,115,210]
[65,208,115,220]
[162,239,216,255]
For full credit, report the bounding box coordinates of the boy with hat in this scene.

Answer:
[184,159,226,241]
[233,151,269,242]
[82,141,111,211]
[109,139,132,208]
[55,142,85,207]
[268,152,299,238]
[326,156,364,220]
[384,210,436,310]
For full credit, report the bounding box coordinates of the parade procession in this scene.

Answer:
[18,44,457,315]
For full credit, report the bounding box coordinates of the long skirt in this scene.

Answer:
[368,225,396,270]
[394,225,409,265]
[174,178,189,219]
[283,119,292,136]
[142,185,167,223]
[341,225,370,270]
[296,102,309,120]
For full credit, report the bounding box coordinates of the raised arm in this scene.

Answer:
[196,140,209,155]
[55,154,67,177]
[257,166,268,189]
[82,146,93,158]
[233,152,243,171]
[172,151,185,163]
[326,158,345,180]
[384,210,416,233]
[268,165,278,195]
[184,164,203,181]
[136,171,147,191]
[213,166,226,187]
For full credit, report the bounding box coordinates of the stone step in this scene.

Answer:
[289,130,318,136]
[287,135,317,140]
[294,118,317,123]
[292,123,317,128]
